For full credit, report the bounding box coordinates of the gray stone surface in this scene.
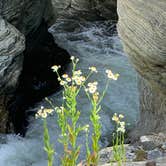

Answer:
[0,0,55,133]
[91,0,117,20]
[0,17,25,132]
[0,0,52,34]
[117,0,166,135]
[51,0,117,21]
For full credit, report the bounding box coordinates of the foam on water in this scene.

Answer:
[0,19,139,166]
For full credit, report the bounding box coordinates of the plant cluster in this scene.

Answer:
[36,56,125,166]
[112,113,126,166]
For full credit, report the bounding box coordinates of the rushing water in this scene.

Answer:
[0,20,139,166]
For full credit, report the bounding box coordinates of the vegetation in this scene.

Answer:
[35,56,126,166]
[112,113,126,166]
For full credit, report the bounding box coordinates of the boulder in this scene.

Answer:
[0,17,25,133]
[117,0,166,135]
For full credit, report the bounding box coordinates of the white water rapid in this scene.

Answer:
[0,20,139,166]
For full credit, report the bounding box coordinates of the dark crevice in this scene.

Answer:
[7,20,70,136]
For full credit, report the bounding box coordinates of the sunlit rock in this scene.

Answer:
[117,0,166,135]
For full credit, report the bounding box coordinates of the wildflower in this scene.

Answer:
[51,65,61,72]
[117,127,125,133]
[119,114,124,119]
[72,75,85,86]
[56,107,64,114]
[70,86,77,92]
[70,56,75,61]
[112,113,119,123]
[41,112,47,118]
[35,113,39,119]
[76,58,79,63]
[119,121,125,127]
[44,109,54,114]
[89,66,98,73]
[58,77,61,81]
[60,80,67,86]
[36,110,48,119]
[87,82,98,94]
[35,106,44,119]
[66,77,71,82]
[80,76,85,82]
[117,122,125,133]
[105,69,119,80]
[75,79,82,85]
[74,70,82,76]
[62,74,69,79]
[84,124,89,132]
[93,92,99,102]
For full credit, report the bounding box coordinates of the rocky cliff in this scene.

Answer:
[0,0,52,34]
[117,0,166,135]
[0,0,53,133]
[0,17,25,132]
[51,0,117,21]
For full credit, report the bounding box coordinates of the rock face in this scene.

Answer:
[0,17,25,133]
[51,0,117,20]
[91,0,117,20]
[117,0,166,135]
[0,0,53,133]
[0,0,52,34]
